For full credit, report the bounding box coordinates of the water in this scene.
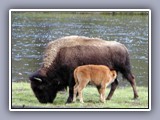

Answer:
[11,12,149,87]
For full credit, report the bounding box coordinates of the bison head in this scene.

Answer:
[29,69,60,103]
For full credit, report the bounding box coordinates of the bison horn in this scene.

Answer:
[34,77,42,82]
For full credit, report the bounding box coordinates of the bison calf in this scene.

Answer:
[73,65,117,103]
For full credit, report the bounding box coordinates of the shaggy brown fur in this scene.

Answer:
[73,65,117,103]
[43,36,124,68]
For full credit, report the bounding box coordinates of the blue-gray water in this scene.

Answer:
[11,12,149,87]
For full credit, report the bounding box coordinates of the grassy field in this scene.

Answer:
[11,82,149,109]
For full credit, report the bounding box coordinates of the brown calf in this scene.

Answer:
[73,65,117,103]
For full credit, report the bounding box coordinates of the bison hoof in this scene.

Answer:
[106,97,111,100]
[66,97,73,104]
[134,95,139,99]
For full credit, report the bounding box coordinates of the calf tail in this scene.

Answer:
[111,70,117,80]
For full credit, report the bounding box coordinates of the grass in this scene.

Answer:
[12,11,148,18]
[11,11,148,22]
[11,82,149,109]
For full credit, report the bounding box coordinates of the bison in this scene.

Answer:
[29,36,138,103]
[73,65,117,103]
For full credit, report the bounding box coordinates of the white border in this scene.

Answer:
[9,9,12,111]
[9,9,151,111]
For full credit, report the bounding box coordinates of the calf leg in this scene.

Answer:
[99,87,106,103]
[78,88,84,103]
[77,80,89,103]
[106,78,118,100]
[73,83,79,102]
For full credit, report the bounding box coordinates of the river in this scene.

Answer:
[11,12,149,87]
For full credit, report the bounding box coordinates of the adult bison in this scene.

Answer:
[29,36,138,103]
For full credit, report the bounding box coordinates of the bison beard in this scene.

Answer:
[29,37,138,104]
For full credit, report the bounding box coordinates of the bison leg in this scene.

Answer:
[66,75,75,103]
[66,85,74,103]
[106,78,118,100]
[127,75,139,99]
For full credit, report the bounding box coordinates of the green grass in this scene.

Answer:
[12,11,148,18]
[11,82,149,109]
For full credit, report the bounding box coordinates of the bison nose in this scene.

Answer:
[39,100,48,104]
